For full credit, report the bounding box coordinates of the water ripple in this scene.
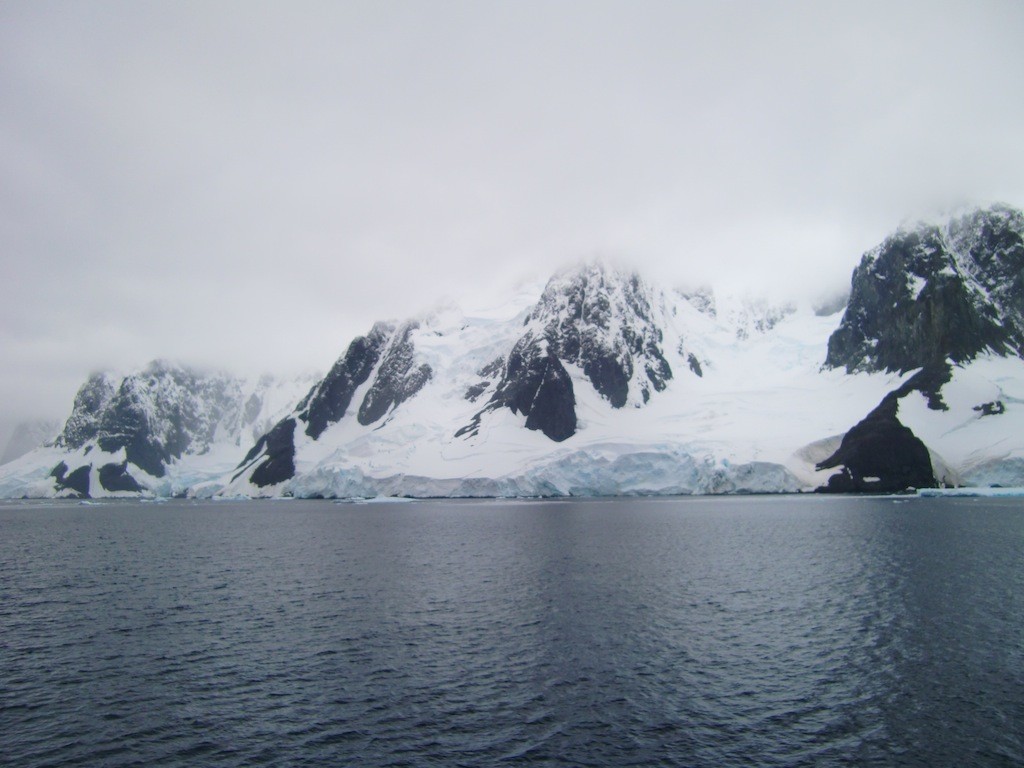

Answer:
[1,496,1022,766]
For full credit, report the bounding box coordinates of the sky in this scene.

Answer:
[2,0,1024,449]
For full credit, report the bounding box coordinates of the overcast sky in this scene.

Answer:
[2,0,1023,447]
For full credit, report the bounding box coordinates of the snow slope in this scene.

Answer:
[897,356,1024,486]
[218,266,906,499]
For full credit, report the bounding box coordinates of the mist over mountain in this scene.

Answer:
[2,204,1023,499]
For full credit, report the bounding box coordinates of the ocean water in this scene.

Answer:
[1,495,1021,767]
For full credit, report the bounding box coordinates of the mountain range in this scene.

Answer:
[3,203,1023,499]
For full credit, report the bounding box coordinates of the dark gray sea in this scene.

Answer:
[1,495,1022,767]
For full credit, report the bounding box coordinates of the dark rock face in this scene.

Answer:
[816,365,951,493]
[463,359,502,403]
[499,337,577,441]
[237,321,435,487]
[242,392,263,426]
[51,461,91,497]
[56,373,117,449]
[96,393,168,478]
[526,263,673,407]
[974,400,1005,416]
[235,417,297,488]
[299,323,391,439]
[687,354,703,377]
[815,403,934,493]
[460,335,576,442]
[357,322,432,425]
[458,263,683,442]
[88,362,240,478]
[98,461,143,493]
[464,382,489,402]
[462,335,577,438]
[826,204,1024,373]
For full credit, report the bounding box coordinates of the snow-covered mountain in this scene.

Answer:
[814,204,1024,492]
[0,362,319,498]
[3,203,1023,499]
[222,270,851,498]
[0,419,61,465]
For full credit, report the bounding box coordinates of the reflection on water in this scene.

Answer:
[0,496,1021,766]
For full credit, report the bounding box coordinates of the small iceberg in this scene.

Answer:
[344,496,418,505]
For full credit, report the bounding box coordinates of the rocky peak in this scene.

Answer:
[56,372,119,449]
[455,262,678,444]
[525,261,673,407]
[825,204,1024,373]
[294,319,433,439]
[357,320,433,426]
[92,363,242,477]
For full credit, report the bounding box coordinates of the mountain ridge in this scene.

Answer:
[3,204,1024,499]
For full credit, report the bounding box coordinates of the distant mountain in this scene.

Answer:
[3,204,1024,499]
[1,419,61,465]
[0,362,318,498]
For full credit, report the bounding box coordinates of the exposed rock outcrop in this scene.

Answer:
[816,365,952,492]
[826,204,1024,373]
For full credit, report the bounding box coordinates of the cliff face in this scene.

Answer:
[457,263,687,443]
[241,320,435,488]
[826,204,1024,373]
[523,263,674,408]
[55,372,118,449]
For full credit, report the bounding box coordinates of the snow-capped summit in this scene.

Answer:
[523,262,676,407]
[455,262,688,443]
[225,258,874,498]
